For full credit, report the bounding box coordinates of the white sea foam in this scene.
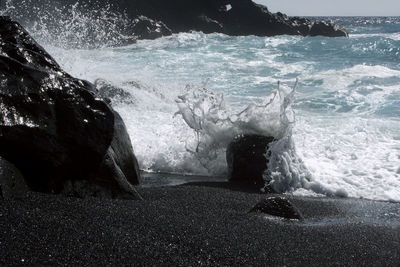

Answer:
[174,81,295,173]
[2,4,399,202]
[32,37,400,202]
[293,114,400,202]
[308,65,400,89]
[351,33,400,41]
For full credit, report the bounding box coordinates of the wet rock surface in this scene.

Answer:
[226,135,275,189]
[97,112,141,186]
[250,196,303,220]
[95,79,135,105]
[131,16,172,40]
[309,21,348,37]
[0,17,140,198]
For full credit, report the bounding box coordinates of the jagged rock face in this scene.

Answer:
[0,17,114,192]
[111,0,347,37]
[0,16,65,73]
[221,3,299,36]
[226,135,275,189]
[1,0,348,39]
[290,17,313,36]
[309,21,348,37]
[0,17,140,196]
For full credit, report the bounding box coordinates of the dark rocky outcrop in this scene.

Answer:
[219,3,307,36]
[250,196,303,220]
[95,79,135,105]
[0,0,172,48]
[309,21,349,37]
[1,0,348,40]
[0,17,141,198]
[226,134,274,189]
[131,16,172,40]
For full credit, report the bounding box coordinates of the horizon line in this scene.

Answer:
[290,15,400,17]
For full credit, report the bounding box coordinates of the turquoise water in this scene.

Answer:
[2,6,400,202]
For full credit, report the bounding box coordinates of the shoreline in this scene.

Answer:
[0,13,399,266]
[1,177,399,266]
[141,172,400,204]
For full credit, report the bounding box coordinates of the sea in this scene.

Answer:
[1,3,400,202]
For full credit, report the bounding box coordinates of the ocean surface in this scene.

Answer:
[2,2,400,202]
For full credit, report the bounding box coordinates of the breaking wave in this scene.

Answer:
[2,2,400,201]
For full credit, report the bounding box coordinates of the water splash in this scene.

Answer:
[175,81,294,144]
[1,0,137,49]
[2,9,398,201]
[175,80,346,196]
[176,82,280,177]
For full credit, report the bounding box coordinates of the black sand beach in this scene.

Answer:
[1,2,399,266]
[1,174,399,266]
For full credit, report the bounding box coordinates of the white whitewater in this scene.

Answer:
[2,2,399,202]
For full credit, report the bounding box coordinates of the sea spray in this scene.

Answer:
[176,80,351,196]
[262,80,312,193]
[261,82,341,195]
[1,2,399,202]
[174,81,295,172]
[1,0,136,48]
[265,132,347,197]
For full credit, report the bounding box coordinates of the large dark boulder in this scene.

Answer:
[226,134,274,189]
[0,17,141,198]
[1,0,348,39]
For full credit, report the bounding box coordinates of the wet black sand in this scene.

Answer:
[0,177,399,266]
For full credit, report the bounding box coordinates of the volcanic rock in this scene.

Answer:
[226,134,274,189]
[309,21,348,37]
[2,0,348,39]
[0,17,141,198]
[131,16,172,40]
[250,196,303,220]
[95,79,135,105]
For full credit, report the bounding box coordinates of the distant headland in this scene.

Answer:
[1,0,348,42]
